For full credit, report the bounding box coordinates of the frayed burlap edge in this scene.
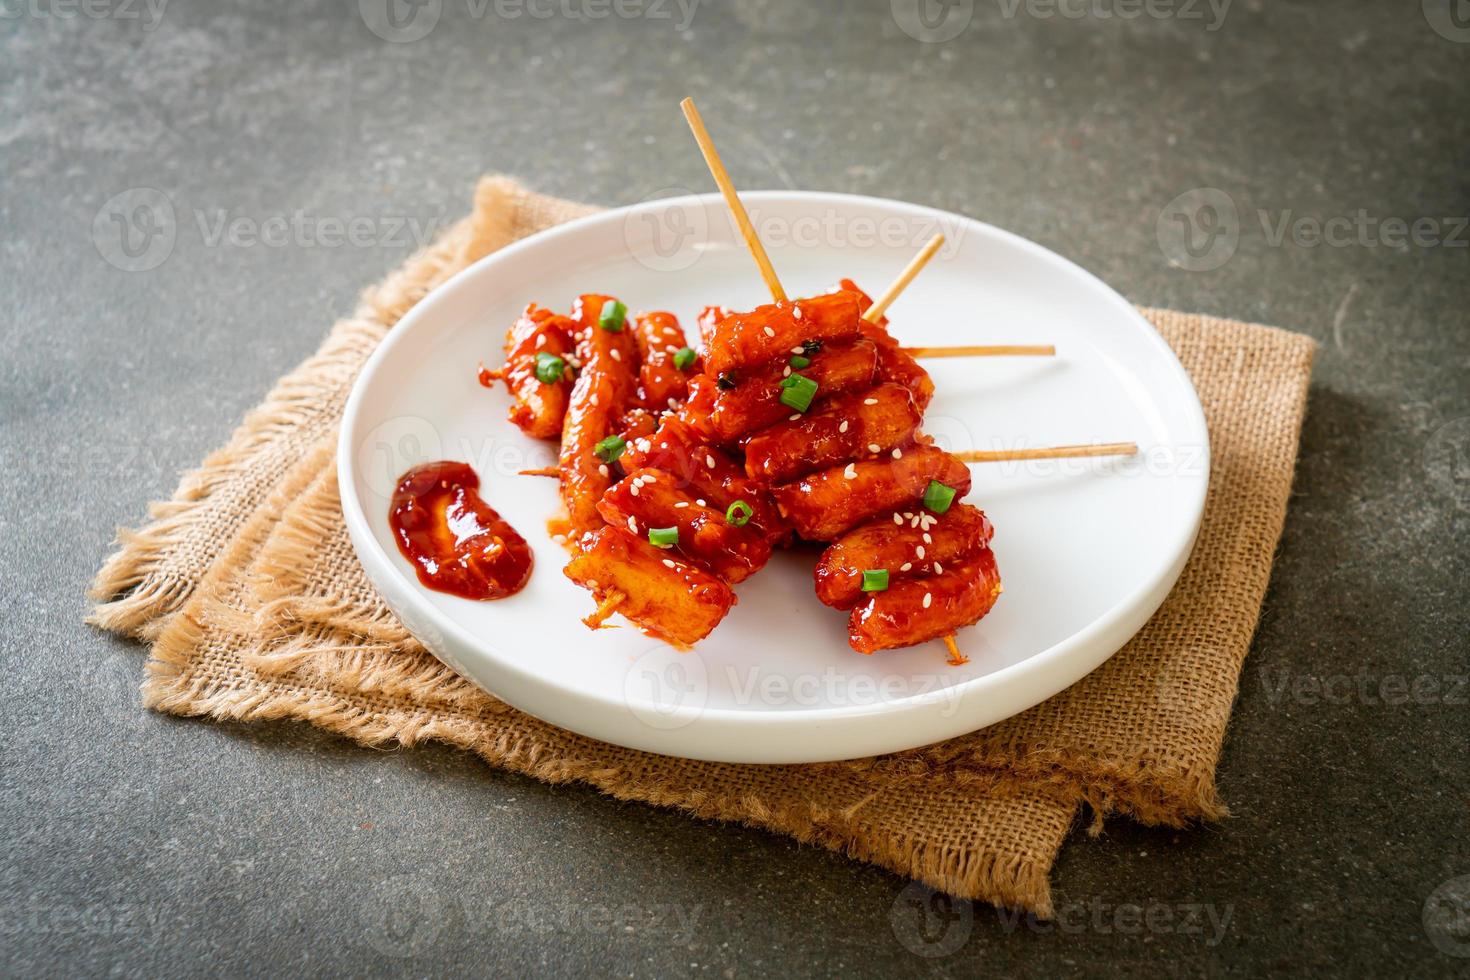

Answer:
[88,176,589,638]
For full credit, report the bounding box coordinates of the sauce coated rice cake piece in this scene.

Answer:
[848,548,1001,654]
[564,528,736,648]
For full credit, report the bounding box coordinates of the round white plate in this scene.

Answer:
[339,191,1209,764]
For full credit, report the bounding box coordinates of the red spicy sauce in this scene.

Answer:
[388,461,533,600]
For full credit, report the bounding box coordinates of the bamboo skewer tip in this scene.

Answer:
[680,97,787,304]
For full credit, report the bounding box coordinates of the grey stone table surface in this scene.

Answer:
[2,0,1467,976]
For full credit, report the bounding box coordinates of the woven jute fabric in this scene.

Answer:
[89,177,1316,916]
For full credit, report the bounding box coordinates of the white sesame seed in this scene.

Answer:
[864,398,878,405]
[910,515,921,528]
[627,516,637,534]
[892,448,902,459]
[588,579,599,589]
[783,366,792,377]
[791,346,805,355]
[844,463,857,480]
[934,561,943,574]
[922,592,932,609]
[789,413,801,421]
[674,501,689,508]
[662,559,676,568]
[839,420,849,433]
[893,513,903,526]
[794,306,803,320]
[630,484,640,496]
[916,545,926,559]
[535,334,546,348]
[589,392,599,406]
[610,348,621,361]
[923,533,932,544]
[666,345,678,355]
[668,398,679,409]
[696,499,707,507]
[763,326,776,338]
[868,443,880,453]
[900,562,912,572]
[598,464,609,477]
[706,454,716,469]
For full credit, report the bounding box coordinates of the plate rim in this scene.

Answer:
[337,189,1210,758]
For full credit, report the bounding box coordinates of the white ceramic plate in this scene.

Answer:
[339,191,1209,764]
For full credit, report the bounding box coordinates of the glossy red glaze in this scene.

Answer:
[389,461,533,600]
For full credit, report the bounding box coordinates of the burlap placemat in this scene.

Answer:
[90,177,1316,916]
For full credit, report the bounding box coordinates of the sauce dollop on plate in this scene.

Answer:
[388,461,533,600]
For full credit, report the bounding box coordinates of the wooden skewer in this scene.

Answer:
[681,97,787,303]
[519,466,561,477]
[942,635,969,667]
[955,442,1138,464]
[862,233,945,324]
[864,235,1053,358]
[902,344,1056,358]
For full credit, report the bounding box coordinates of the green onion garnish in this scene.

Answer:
[673,346,697,371]
[789,354,811,369]
[725,500,754,526]
[861,569,889,592]
[598,299,627,333]
[922,479,956,514]
[533,351,565,385]
[779,374,818,413]
[648,526,678,548]
[593,435,626,464]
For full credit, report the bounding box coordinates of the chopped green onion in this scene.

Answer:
[801,338,823,356]
[673,346,697,371]
[725,500,754,526]
[648,526,678,548]
[593,435,626,464]
[789,354,811,369]
[922,479,956,514]
[778,373,819,413]
[861,569,889,592]
[533,351,565,384]
[598,299,627,332]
